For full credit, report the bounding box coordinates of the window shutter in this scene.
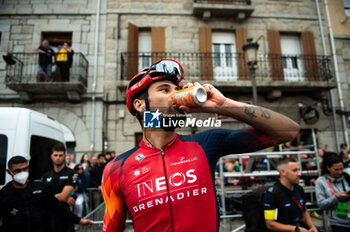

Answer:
[267,30,284,80]
[199,27,213,80]
[301,31,319,81]
[235,28,249,80]
[151,27,166,63]
[127,23,139,80]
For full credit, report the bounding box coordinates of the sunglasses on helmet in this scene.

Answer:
[142,59,184,81]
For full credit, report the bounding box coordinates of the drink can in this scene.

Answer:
[173,84,207,106]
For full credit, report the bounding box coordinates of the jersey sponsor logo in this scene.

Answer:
[32,190,42,194]
[59,176,69,180]
[134,170,141,176]
[142,167,150,174]
[134,167,150,177]
[132,169,209,213]
[135,153,145,162]
[133,187,208,213]
[137,169,197,198]
[170,156,198,166]
[143,110,161,128]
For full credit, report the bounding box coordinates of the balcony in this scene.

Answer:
[193,0,254,20]
[119,52,336,99]
[4,52,88,102]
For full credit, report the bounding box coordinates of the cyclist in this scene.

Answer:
[102,59,300,232]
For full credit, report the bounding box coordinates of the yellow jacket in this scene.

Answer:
[56,49,68,62]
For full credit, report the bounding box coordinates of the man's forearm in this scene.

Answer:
[55,192,68,202]
[217,98,300,144]
[304,211,316,230]
[55,186,74,202]
[265,220,296,232]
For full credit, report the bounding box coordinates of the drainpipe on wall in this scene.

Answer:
[90,0,101,153]
[315,0,340,153]
[324,0,349,146]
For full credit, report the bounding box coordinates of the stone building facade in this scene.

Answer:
[0,0,349,158]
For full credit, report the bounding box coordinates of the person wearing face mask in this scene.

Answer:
[0,156,93,232]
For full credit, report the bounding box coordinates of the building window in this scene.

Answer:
[138,29,151,71]
[344,0,350,16]
[212,32,238,81]
[42,32,72,51]
[280,34,305,81]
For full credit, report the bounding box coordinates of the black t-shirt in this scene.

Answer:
[89,164,105,187]
[42,166,77,197]
[0,180,80,232]
[263,182,308,229]
[37,45,55,67]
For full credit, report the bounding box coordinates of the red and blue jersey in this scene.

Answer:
[102,127,274,232]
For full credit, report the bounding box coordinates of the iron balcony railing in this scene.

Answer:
[194,0,251,5]
[5,52,88,87]
[120,52,333,82]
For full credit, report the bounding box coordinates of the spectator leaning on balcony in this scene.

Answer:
[37,40,55,82]
[56,42,74,82]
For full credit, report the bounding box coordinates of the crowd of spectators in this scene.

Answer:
[217,131,350,189]
[215,130,350,229]
[64,150,117,216]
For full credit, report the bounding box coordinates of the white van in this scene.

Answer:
[0,107,74,188]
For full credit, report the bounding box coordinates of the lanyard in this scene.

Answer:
[290,196,305,213]
[326,178,335,195]
[326,178,346,195]
[290,195,306,223]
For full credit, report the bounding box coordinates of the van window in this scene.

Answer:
[0,134,8,185]
[30,135,63,180]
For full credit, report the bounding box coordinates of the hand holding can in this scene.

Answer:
[173,84,207,107]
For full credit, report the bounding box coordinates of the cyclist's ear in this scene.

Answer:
[133,99,146,115]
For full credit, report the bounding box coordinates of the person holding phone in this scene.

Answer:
[315,152,350,232]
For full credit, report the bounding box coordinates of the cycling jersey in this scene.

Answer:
[102,127,274,232]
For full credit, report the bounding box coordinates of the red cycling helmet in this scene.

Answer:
[126,59,184,115]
